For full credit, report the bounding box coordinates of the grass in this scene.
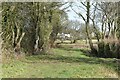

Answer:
[2,46,119,78]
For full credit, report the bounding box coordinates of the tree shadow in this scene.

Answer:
[57,46,91,57]
[57,47,119,72]
[27,55,100,64]
[24,46,119,75]
[26,53,117,64]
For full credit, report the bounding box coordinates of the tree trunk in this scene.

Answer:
[86,2,97,55]
[86,2,93,49]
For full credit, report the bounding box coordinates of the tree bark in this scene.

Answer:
[86,2,94,50]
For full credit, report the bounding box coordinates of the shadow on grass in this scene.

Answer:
[57,46,91,57]
[25,52,118,74]
[26,53,117,65]
[27,54,103,64]
[56,47,119,72]
[23,45,119,74]
[26,55,118,75]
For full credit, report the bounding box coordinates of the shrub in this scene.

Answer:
[97,41,105,57]
[91,47,98,56]
[104,43,112,58]
[114,43,120,59]
[110,42,117,58]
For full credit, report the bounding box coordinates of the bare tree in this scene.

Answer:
[70,1,97,54]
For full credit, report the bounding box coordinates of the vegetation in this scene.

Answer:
[1,1,120,78]
[70,2,120,58]
[3,46,118,78]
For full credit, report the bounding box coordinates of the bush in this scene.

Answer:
[115,43,120,59]
[91,47,98,56]
[97,41,120,58]
[110,42,117,58]
[104,43,112,58]
[97,41,105,57]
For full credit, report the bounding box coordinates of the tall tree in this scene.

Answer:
[71,1,97,54]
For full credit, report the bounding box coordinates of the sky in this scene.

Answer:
[60,2,96,24]
[60,2,102,30]
[61,2,86,23]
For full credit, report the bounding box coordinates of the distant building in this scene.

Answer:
[91,32,95,38]
[58,33,71,40]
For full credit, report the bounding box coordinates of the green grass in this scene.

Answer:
[2,47,119,78]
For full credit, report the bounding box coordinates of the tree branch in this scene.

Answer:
[71,6,86,22]
[81,2,87,7]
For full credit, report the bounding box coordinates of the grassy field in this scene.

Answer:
[2,45,119,78]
